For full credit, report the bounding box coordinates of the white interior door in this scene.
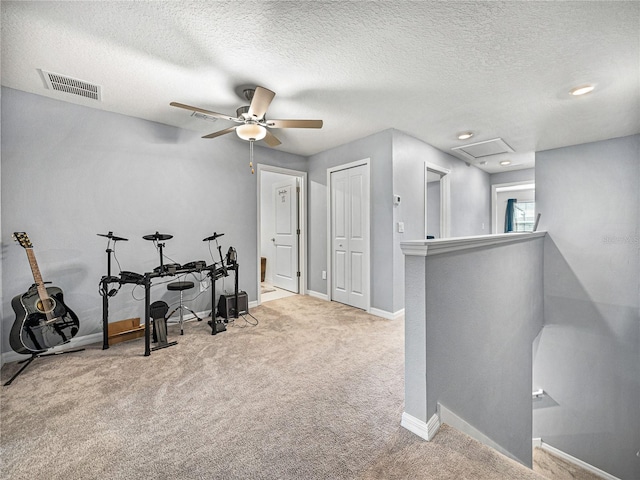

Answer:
[272,177,299,293]
[331,164,369,310]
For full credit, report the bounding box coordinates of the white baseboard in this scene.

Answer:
[2,308,213,365]
[439,403,521,464]
[369,307,405,320]
[304,293,405,320]
[307,290,329,301]
[401,411,441,441]
[0,302,262,366]
[302,294,405,320]
[1,332,103,365]
[533,438,620,480]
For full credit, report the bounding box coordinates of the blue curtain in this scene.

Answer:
[504,198,517,233]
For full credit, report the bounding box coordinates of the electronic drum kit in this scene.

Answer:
[98,229,238,350]
[98,230,230,285]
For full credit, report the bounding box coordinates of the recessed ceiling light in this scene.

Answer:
[569,84,595,96]
[500,160,512,166]
[457,132,474,140]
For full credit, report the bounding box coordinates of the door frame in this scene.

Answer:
[491,181,535,234]
[424,162,451,239]
[326,158,371,312]
[256,164,307,305]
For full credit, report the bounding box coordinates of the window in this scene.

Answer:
[492,182,535,234]
[513,201,535,232]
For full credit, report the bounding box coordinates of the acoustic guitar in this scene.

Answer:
[9,232,79,354]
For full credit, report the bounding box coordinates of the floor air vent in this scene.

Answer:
[39,69,102,101]
[451,138,514,162]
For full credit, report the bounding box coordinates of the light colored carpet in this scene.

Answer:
[1,295,548,479]
[533,448,604,480]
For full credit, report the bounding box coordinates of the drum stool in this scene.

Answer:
[166,281,202,335]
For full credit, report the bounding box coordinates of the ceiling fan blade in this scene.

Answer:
[263,130,281,147]
[170,102,239,122]
[266,119,323,129]
[202,126,238,139]
[247,86,275,119]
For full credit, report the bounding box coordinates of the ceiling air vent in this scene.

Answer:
[190,111,218,123]
[451,138,514,162]
[39,69,102,101]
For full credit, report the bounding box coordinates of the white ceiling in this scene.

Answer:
[2,1,639,174]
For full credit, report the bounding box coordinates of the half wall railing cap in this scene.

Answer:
[401,231,547,257]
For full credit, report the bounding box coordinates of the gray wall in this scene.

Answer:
[306,130,394,311]
[1,87,307,357]
[533,135,640,479]
[307,128,491,314]
[392,130,491,313]
[0,86,3,365]
[490,167,535,186]
[404,235,545,467]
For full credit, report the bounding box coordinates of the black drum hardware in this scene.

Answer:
[203,232,230,334]
[166,281,203,334]
[142,232,173,241]
[97,231,129,242]
[153,263,181,275]
[149,300,176,351]
[143,231,174,274]
[183,260,206,271]
[99,231,138,350]
[119,271,144,284]
[208,239,258,326]
[99,230,253,356]
[202,232,224,242]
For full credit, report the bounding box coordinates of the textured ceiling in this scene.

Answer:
[2,1,639,173]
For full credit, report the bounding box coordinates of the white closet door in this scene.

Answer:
[331,164,369,309]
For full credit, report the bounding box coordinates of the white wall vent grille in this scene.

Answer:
[451,138,514,162]
[39,69,102,101]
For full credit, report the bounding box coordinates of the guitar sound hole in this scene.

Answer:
[36,297,56,314]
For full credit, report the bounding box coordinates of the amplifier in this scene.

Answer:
[217,291,248,318]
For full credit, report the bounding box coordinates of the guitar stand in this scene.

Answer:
[3,348,85,386]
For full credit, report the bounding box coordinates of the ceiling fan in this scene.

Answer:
[170,86,323,147]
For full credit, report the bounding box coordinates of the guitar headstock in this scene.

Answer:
[13,232,33,249]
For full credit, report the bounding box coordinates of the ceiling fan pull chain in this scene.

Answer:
[249,139,255,174]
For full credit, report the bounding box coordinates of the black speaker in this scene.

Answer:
[217,291,248,318]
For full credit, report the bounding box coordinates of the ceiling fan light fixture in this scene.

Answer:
[569,84,595,96]
[236,123,267,141]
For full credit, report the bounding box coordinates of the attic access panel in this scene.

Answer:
[451,138,514,162]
